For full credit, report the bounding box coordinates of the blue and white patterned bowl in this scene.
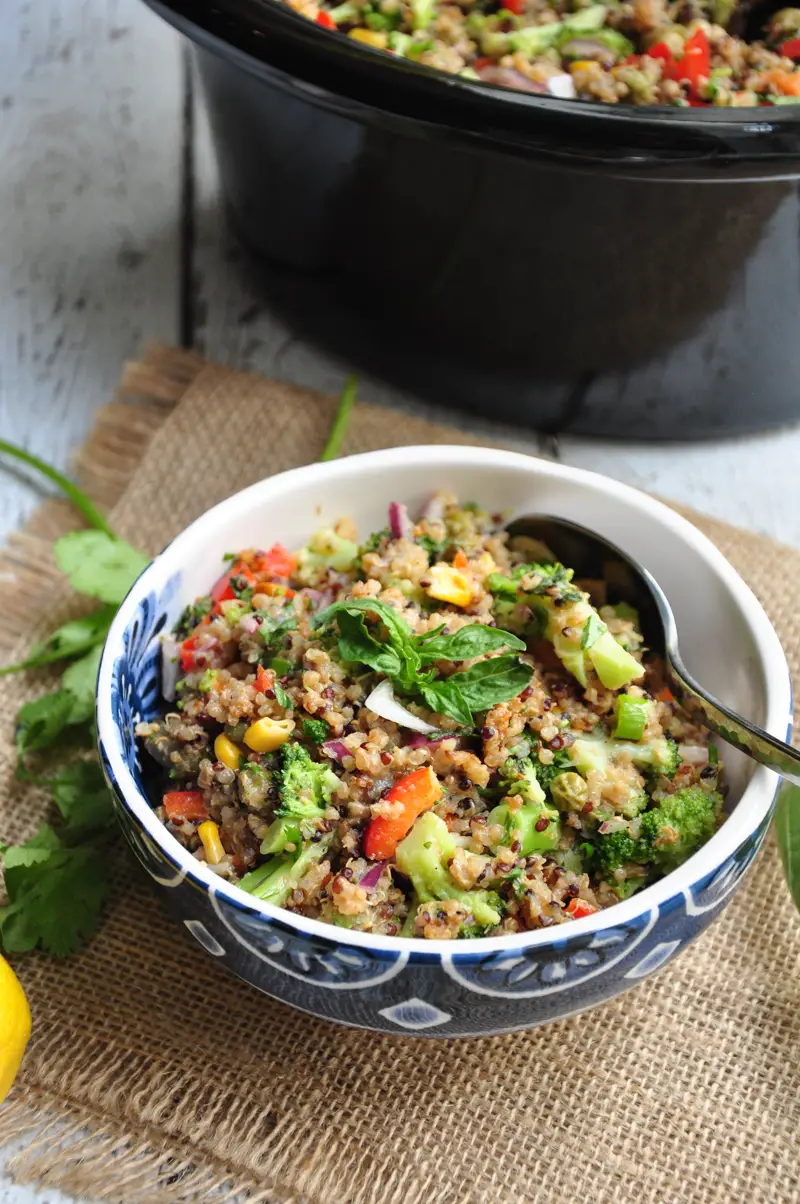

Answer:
[96,446,792,1038]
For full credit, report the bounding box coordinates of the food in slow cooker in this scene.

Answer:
[137,494,723,940]
[294,0,800,106]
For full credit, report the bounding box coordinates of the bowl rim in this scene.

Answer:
[96,444,792,959]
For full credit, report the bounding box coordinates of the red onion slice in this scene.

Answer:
[359,861,388,891]
[322,740,351,762]
[388,501,413,540]
[405,732,455,750]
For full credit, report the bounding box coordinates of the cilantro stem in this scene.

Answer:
[320,374,358,462]
[0,438,115,537]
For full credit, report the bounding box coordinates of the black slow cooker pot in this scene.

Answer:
[147,0,800,438]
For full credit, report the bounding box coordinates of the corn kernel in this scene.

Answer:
[426,563,473,608]
[348,27,387,47]
[243,716,295,753]
[198,821,226,865]
[569,60,596,72]
[214,733,243,771]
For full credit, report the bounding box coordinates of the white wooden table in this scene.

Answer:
[1,0,799,1199]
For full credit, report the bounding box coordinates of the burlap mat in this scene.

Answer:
[1,345,799,1204]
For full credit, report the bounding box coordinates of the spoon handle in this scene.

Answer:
[667,654,799,787]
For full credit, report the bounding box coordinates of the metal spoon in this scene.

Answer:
[507,514,800,786]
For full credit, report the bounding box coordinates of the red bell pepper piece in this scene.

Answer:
[253,543,296,579]
[363,767,443,860]
[566,897,599,919]
[163,791,209,822]
[316,9,336,27]
[255,665,272,693]
[473,56,493,70]
[180,635,202,673]
[211,559,257,604]
[503,0,524,14]
[646,41,674,63]
[677,29,710,95]
[779,36,800,58]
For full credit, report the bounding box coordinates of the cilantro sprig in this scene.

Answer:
[0,442,149,956]
[0,377,358,958]
[314,597,532,727]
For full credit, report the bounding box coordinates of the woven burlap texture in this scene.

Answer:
[1,345,799,1204]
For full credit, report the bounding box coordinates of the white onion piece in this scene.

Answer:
[547,73,576,99]
[421,494,445,523]
[239,614,259,635]
[678,744,710,767]
[363,679,438,734]
[161,635,180,702]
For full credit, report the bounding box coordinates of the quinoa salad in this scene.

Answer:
[293,0,800,106]
[137,495,723,941]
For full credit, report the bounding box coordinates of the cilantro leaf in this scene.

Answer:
[50,761,114,838]
[0,827,109,957]
[62,644,103,724]
[16,691,76,756]
[274,682,293,710]
[1,605,116,678]
[53,531,149,605]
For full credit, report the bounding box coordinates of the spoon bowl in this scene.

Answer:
[507,514,800,787]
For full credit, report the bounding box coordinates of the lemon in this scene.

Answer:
[0,954,31,1104]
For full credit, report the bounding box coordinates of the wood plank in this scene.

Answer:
[0,0,184,543]
[558,429,800,547]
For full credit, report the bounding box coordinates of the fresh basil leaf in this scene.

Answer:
[314,597,420,684]
[274,682,293,710]
[420,680,474,727]
[448,655,533,712]
[415,624,525,663]
[54,531,150,605]
[16,691,75,756]
[775,782,800,912]
[580,613,607,651]
[336,610,404,677]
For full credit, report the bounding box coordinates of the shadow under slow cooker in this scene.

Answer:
[193,29,800,440]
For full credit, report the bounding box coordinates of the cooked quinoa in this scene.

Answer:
[137,494,724,940]
[290,0,800,107]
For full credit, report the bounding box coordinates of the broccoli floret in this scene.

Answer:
[238,836,333,904]
[488,797,560,855]
[595,830,650,876]
[302,718,330,744]
[296,526,359,583]
[533,747,577,795]
[276,742,340,819]
[497,756,546,806]
[259,743,340,854]
[395,812,502,928]
[640,787,720,870]
[570,733,680,781]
